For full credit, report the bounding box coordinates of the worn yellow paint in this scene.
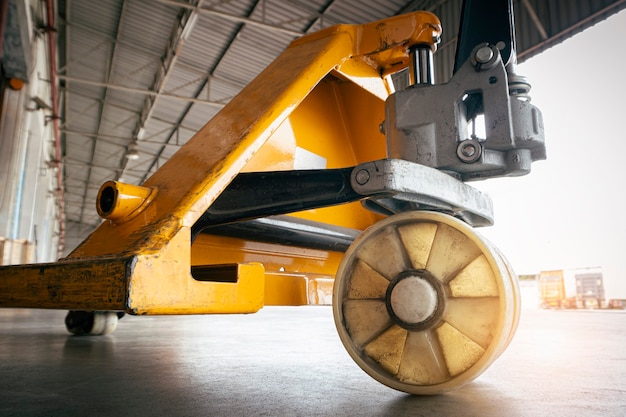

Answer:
[191,234,345,277]
[0,12,441,314]
[127,229,265,315]
[0,256,132,310]
[264,273,309,306]
[264,274,335,306]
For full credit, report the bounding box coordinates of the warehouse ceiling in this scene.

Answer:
[55,0,626,247]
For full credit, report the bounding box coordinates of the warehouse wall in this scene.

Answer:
[0,0,60,264]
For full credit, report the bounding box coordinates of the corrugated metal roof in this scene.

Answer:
[56,0,626,249]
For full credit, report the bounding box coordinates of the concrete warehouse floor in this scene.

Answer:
[1,304,625,417]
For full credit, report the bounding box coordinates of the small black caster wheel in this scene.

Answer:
[65,310,121,335]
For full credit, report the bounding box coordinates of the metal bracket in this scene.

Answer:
[386,45,545,181]
[386,0,545,182]
[351,159,493,226]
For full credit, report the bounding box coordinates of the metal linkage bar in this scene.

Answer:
[192,168,359,240]
[193,158,494,246]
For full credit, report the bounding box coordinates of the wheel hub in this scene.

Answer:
[386,270,445,331]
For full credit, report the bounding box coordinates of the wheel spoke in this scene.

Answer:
[397,222,438,269]
[347,260,390,300]
[436,321,485,377]
[343,299,392,348]
[356,226,409,280]
[363,325,407,375]
[426,224,482,283]
[448,255,499,297]
[397,330,449,385]
[443,298,500,349]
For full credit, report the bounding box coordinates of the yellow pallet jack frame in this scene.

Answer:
[0,12,442,315]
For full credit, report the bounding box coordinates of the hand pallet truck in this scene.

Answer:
[0,0,544,395]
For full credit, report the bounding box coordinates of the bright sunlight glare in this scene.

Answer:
[473,9,626,298]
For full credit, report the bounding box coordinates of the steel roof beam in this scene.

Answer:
[57,75,226,107]
[300,0,337,33]
[56,19,163,74]
[135,0,342,185]
[158,0,304,37]
[521,0,548,40]
[116,1,204,185]
[134,0,264,184]
[76,0,129,225]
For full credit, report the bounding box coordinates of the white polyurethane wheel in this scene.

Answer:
[333,211,520,395]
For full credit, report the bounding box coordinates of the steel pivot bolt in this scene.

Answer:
[471,43,499,70]
[456,139,482,163]
[355,169,370,185]
[475,46,494,64]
